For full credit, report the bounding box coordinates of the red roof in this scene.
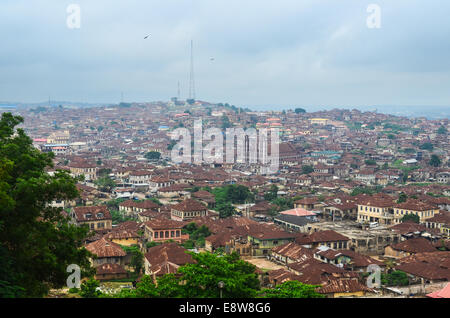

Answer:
[427,283,450,298]
[280,207,316,217]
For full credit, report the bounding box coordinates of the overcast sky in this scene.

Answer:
[1,0,450,111]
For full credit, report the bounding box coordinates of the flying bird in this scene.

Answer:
[144,35,150,39]
[210,57,215,61]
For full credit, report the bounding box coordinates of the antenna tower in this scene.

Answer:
[188,40,196,100]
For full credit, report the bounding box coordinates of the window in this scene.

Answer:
[154,232,158,239]
[171,231,175,237]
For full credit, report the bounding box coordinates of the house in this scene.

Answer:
[307,221,402,255]
[357,194,395,225]
[394,251,450,284]
[85,237,127,267]
[204,232,236,253]
[423,211,450,238]
[170,198,208,221]
[192,190,216,208]
[323,202,358,221]
[119,199,159,217]
[426,282,450,298]
[266,268,303,286]
[95,263,128,281]
[157,183,190,198]
[68,161,97,181]
[245,224,297,257]
[317,279,375,298]
[287,258,358,286]
[294,198,320,211]
[144,243,194,279]
[143,217,189,243]
[128,170,152,187]
[104,228,140,247]
[314,246,384,272]
[273,207,318,232]
[270,242,314,265]
[71,206,112,231]
[274,214,314,232]
[295,230,350,250]
[384,237,438,258]
[393,199,439,224]
[390,221,432,239]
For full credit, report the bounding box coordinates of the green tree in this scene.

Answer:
[130,249,144,274]
[167,140,177,151]
[212,184,254,205]
[419,142,434,151]
[113,253,261,298]
[178,252,260,298]
[260,281,324,298]
[94,176,116,192]
[301,165,314,174]
[429,154,441,167]
[80,278,102,298]
[294,108,306,114]
[381,271,409,286]
[264,184,279,201]
[0,113,93,297]
[271,197,294,211]
[144,151,161,160]
[365,159,377,166]
[221,115,232,129]
[401,213,420,224]
[182,223,211,247]
[217,203,236,219]
[397,193,407,203]
[98,168,112,177]
[437,126,447,135]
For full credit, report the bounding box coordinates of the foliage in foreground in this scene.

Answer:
[106,252,323,299]
[260,281,324,298]
[0,113,93,297]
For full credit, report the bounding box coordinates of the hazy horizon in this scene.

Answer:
[1,1,450,109]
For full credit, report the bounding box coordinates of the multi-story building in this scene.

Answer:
[71,206,112,231]
[357,195,395,225]
[393,199,439,224]
[170,198,208,221]
[68,161,98,181]
[143,218,189,243]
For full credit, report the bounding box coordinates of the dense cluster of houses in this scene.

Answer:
[7,100,449,297]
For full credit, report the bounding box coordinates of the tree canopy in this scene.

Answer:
[144,151,161,160]
[429,154,441,167]
[260,281,323,298]
[114,252,261,298]
[401,213,420,224]
[0,112,93,297]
